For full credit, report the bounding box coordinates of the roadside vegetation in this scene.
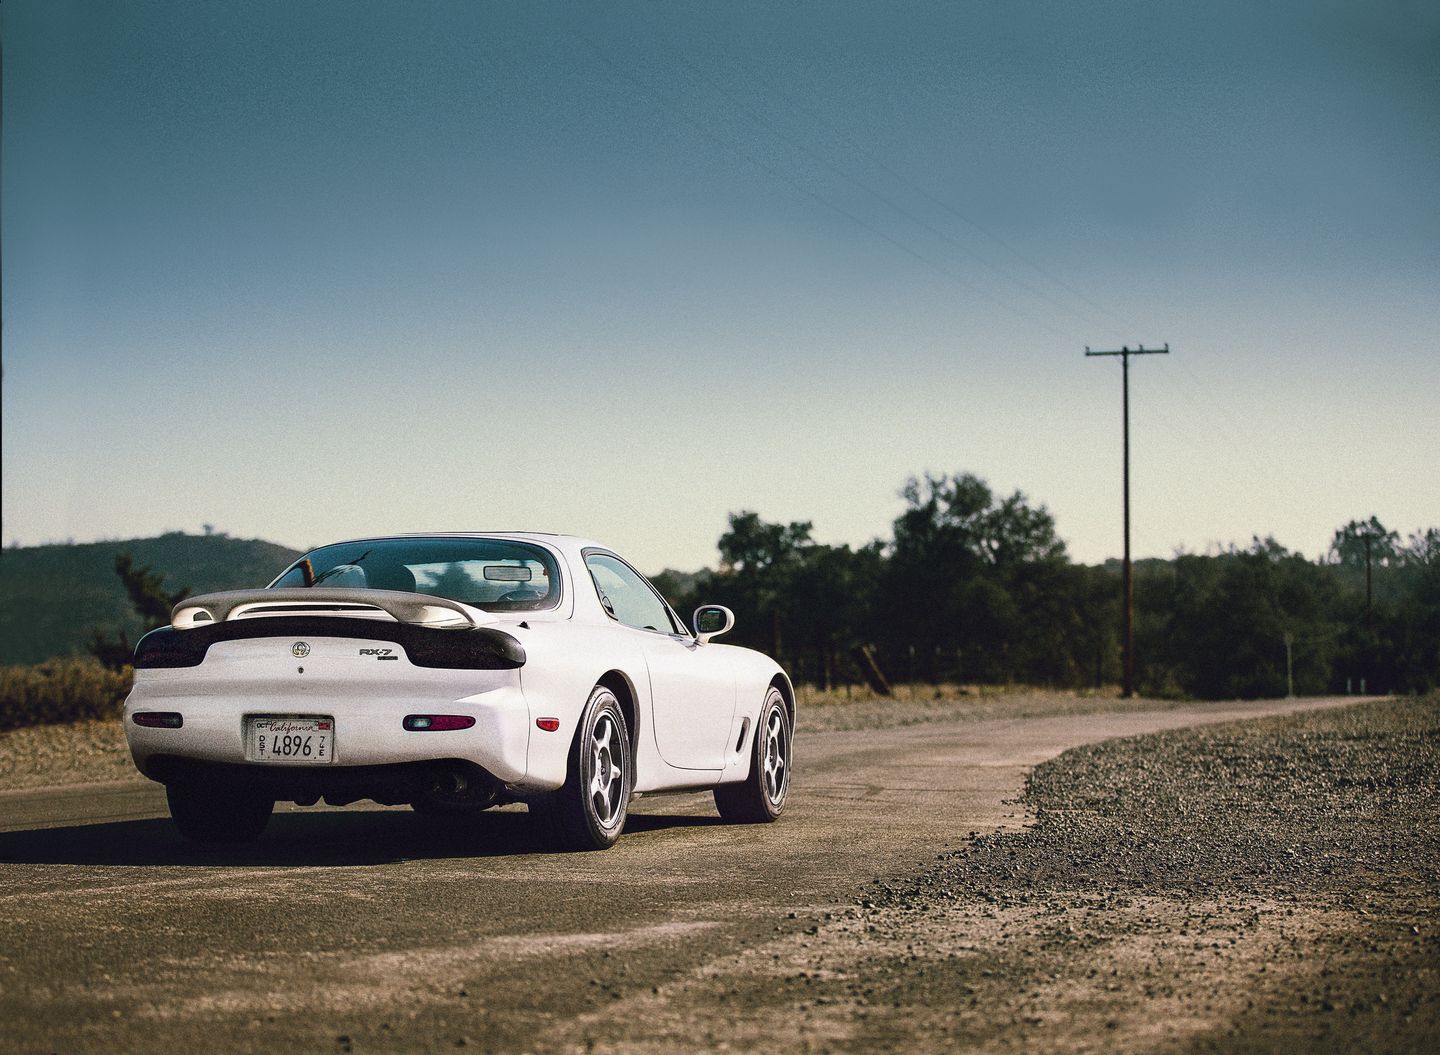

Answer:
[655,474,1440,700]
[0,658,131,732]
[1,472,1435,732]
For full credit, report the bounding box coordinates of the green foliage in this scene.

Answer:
[1135,540,1343,699]
[878,473,1073,684]
[663,486,1438,700]
[1330,517,1401,568]
[89,553,194,670]
[0,658,132,731]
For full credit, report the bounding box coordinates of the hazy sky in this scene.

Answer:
[4,0,1437,574]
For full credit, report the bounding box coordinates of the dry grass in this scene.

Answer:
[0,658,132,732]
[793,682,1184,733]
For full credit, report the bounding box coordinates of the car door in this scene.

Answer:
[583,551,736,772]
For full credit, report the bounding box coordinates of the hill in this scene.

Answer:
[0,532,303,665]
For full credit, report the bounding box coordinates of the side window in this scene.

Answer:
[585,553,678,634]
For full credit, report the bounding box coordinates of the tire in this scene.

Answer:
[539,685,632,851]
[166,781,274,844]
[714,686,791,823]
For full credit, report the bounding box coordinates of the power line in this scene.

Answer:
[707,52,1139,338]
[670,53,1100,338]
[571,33,1074,339]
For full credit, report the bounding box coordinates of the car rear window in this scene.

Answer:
[270,537,560,612]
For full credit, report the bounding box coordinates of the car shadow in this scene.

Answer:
[0,808,728,867]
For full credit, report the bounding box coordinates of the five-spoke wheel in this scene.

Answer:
[540,684,632,851]
[714,685,791,823]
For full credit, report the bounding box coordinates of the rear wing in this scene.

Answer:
[172,589,493,630]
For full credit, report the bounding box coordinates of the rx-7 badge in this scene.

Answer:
[291,642,310,658]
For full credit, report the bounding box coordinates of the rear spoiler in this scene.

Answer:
[172,588,493,630]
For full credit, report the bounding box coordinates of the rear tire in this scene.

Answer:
[540,685,632,851]
[166,782,273,844]
[714,686,791,823]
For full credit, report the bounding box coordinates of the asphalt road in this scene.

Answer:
[0,696,1362,1054]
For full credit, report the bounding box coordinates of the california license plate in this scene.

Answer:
[247,717,334,764]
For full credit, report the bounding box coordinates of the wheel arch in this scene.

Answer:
[769,671,796,729]
[595,669,641,776]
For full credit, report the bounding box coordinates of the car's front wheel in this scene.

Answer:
[538,685,632,851]
[166,781,274,843]
[714,686,791,823]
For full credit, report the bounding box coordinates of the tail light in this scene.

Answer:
[403,715,476,732]
[132,712,184,729]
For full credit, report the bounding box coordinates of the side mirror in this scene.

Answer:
[693,604,735,644]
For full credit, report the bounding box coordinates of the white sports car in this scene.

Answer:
[123,533,794,850]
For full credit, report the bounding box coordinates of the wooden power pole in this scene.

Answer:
[1085,343,1169,698]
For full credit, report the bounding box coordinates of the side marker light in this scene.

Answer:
[536,717,560,732]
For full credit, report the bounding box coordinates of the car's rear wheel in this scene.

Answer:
[714,686,791,823]
[166,782,274,843]
[538,685,631,851]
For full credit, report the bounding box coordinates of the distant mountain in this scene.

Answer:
[0,532,303,665]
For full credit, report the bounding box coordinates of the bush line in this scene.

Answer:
[0,659,133,732]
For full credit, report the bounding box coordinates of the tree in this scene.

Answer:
[713,511,815,660]
[1329,517,1400,568]
[880,472,1070,683]
[88,554,191,670]
[426,562,479,599]
[1137,539,1341,699]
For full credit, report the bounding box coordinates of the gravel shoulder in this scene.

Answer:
[626,694,1439,1054]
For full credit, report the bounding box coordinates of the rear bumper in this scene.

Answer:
[142,756,506,807]
[123,682,531,787]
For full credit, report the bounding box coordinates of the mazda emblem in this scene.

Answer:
[292,642,311,658]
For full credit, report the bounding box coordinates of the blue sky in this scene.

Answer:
[4,0,1437,572]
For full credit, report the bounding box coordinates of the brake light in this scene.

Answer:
[132,712,184,729]
[536,717,560,732]
[402,714,476,732]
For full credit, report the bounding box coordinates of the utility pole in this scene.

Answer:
[1086,343,1169,698]
[1363,531,1374,630]
[1284,631,1294,698]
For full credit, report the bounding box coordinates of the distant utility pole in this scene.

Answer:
[1284,631,1295,698]
[1085,343,1170,698]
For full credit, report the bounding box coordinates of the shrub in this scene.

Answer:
[0,659,133,731]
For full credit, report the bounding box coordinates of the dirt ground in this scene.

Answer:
[624,695,1439,1054]
[1,694,1432,1054]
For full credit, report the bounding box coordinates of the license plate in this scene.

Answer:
[247,717,334,764]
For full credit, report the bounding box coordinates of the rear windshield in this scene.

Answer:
[270,537,561,613]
